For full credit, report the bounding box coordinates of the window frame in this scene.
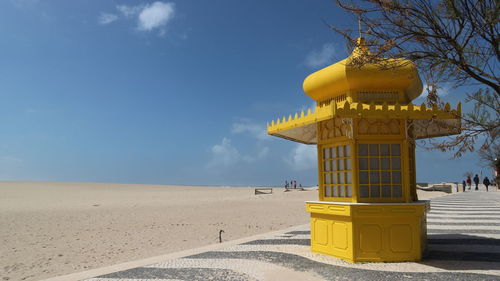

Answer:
[356,141,405,203]
[320,142,354,202]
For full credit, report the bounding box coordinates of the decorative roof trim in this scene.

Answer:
[267,100,461,136]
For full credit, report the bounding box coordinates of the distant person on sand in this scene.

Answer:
[483,177,491,192]
[462,180,466,192]
[466,176,472,190]
[473,174,480,190]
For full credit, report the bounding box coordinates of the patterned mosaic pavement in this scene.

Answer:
[83,191,500,281]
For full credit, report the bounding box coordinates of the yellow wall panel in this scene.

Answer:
[307,202,426,263]
[332,222,349,250]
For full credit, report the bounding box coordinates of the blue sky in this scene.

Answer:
[0,0,490,186]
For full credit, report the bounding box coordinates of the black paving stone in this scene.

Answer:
[427,251,500,262]
[186,251,500,281]
[97,267,255,281]
[285,231,310,235]
[429,237,500,246]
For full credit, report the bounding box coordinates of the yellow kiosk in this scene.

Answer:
[267,38,461,263]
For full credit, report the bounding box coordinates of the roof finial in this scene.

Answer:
[358,17,362,39]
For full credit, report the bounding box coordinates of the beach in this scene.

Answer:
[0,182,446,281]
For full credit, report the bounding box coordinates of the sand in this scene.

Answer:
[0,182,446,281]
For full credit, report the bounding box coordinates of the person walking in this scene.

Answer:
[483,177,491,192]
[466,176,472,190]
[473,174,480,190]
[462,180,466,192]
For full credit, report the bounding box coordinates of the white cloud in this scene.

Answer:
[242,146,269,163]
[137,2,175,31]
[286,144,317,171]
[207,138,241,168]
[9,0,39,8]
[207,138,270,168]
[98,13,118,25]
[231,120,270,141]
[257,147,269,159]
[304,43,336,68]
[117,5,143,17]
[207,119,273,168]
[417,83,452,100]
[0,156,23,165]
[101,2,175,34]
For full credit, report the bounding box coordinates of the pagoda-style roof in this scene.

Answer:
[303,38,423,104]
[267,100,461,144]
[268,38,461,144]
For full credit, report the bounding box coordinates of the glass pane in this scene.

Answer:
[346,185,352,197]
[346,172,352,184]
[324,160,331,172]
[393,185,402,197]
[323,147,330,159]
[332,159,337,171]
[370,185,380,197]
[380,158,390,170]
[369,144,379,156]
[392,171,402,184]
[338,159,344,170]
[381,171,391,184]
[339,173,345,184]
[391,144,401,156]
[338,146,344,157]
[345,159,351,170]
[332,185,338,197]
[360,185,369,198]
[339,186,345,197]
[392,158,401,170]
[345,145,351,157]
[380,144,390,156]
[332,173,338,184]
[324,186,331,197]
[359,158,368,170]
[381,185,391,197]
[358,144,368,156]
[370,158,379,170]
[331,146,337,158]
[324,173,331,184]
[359,172,369,184]
[370,171,380,184]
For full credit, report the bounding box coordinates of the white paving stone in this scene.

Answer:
[87,279,182,281]
[428,232,500,239]
[427,219,498,224]
[428,214,499,219]
[427,225,500,230]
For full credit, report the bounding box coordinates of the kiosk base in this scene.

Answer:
[306,201,429,263]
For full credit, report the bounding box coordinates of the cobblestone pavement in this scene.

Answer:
[85,192,500,281]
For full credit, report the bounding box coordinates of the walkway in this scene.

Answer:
[59,191,500,280]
